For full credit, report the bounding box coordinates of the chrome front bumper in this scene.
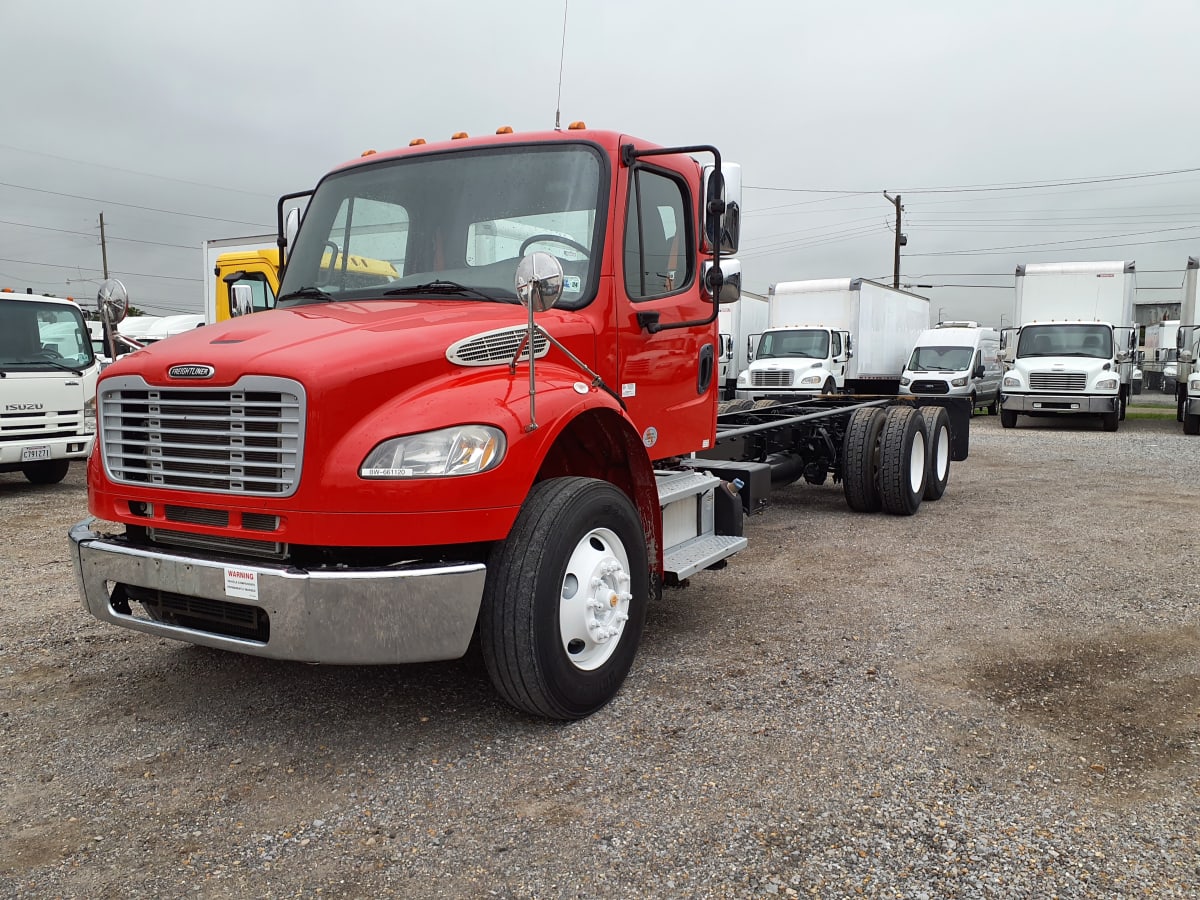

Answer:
[69,520,486,664]
[1000,393,1117,414]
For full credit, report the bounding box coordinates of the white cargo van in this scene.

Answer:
[900,322,1002,414]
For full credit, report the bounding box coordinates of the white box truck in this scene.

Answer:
[736,278,928,400]
[1000,261,1137,432]
[0,289,100,484]
[717,290,768,399]
[1177,256,1200,434]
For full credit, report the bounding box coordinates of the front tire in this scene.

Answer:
[1185,412,1200,435]
[22,459,70,484]
[1101,410,1119,432]
[1000,408,1018,429]
[878,406,927,516]
[479,477,648,720]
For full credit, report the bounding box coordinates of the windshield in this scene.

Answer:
[1017,323,1112,359]
[0,300,95,371]
[907,345,974,371]
[280,144,605,307]
[756,329,829,360]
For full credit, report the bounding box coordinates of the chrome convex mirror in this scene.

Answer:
[230,283,254,318]
[96,278,129,325]
[515,251,565,312]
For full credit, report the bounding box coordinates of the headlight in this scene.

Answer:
[950,377,968,387]
[1095,377,1118,391]
[737,371,750,386]
[1003,374,1021,388]
[799,374,822,385]
[899,376,910,387]
[84,396,97,434]
[360,425,506,479]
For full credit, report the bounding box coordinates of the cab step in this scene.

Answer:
[655,470,747,580]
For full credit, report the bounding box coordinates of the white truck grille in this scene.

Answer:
[751,370,794,387]
[99,375,305,496]
[1029,372,1087,392]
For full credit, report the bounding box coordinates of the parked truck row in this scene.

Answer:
[67,126,972,720]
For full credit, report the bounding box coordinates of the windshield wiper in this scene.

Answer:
[383,281,514,302]
[277,286,336,306]
[7,358,85,375]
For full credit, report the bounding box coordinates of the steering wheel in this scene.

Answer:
[35,348,64,360]
[519,234,590,259]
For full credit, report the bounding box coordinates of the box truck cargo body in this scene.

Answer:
[716,291,768,399]
[736,278,928,399]
[1000,261,1137,432]
[1177,257,1200,433]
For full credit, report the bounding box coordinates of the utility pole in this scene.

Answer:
[883,192,903,289]
[99,212,109,278]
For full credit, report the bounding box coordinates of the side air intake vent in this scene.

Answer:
[446,327,550,367]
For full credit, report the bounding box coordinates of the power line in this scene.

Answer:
[0,255,202,282]
[0,143,277,199]
[0,181,272,228]
[744,165,1200,196]
[0,218,197,251]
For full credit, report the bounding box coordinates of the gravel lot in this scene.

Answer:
[2,408,1198,898]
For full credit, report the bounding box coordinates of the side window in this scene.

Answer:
[830,331,842,358]
[624,167,691,300]
[242,273,277,313]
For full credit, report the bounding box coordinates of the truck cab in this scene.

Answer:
[70,127,748,719]
[0,289,99,484]
[1000,320,1134,431]
[737,324,850,398]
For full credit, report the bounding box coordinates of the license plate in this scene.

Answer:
[20,445,51,462]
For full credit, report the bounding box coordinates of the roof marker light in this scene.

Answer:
[568,121,587,130]
[451,132,469,140]
[496,126,514,134]
[360,148,377,157]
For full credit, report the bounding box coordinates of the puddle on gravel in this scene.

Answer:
[966,628,1200,788]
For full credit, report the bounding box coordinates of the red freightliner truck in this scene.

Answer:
[70,125,970,719]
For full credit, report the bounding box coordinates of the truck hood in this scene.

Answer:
[101,301,597,388]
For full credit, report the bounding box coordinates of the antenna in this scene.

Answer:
[554,0,569,130]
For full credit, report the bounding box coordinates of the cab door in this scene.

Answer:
[615,160,717,460]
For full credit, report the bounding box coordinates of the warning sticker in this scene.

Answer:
[224,566,259,601]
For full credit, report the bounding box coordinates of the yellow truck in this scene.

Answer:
[204,234,400,323]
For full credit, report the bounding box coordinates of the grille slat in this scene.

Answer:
[1029,372,1088,392]
[99,376,305,496]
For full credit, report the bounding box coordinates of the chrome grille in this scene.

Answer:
[751,370,794,388]
[99,375,304,496]
[1029,371,1087,392]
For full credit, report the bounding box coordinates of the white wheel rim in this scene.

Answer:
[558,526,632,671]
[933,423,950,483]
[908,431,926,494]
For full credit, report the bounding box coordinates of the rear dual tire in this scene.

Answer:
[843,406,931,516]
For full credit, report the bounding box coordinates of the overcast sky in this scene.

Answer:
[5,0,1200,326]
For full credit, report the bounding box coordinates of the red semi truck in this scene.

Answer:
[70,126,970,719]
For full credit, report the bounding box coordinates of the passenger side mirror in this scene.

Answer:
[702,163,742,254]
[703,259,741,304]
